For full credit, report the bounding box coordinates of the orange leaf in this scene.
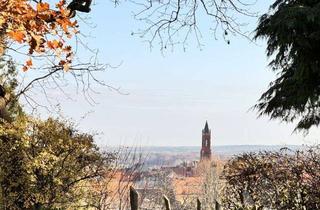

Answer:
[8,31,25,43]
[56,0,66,9]
[0,45,4,56]
[63,46,72,52]
[47,40,60,49]
[37,2,50,12]
[22,66,28,72]
[59,60,66,66]
[26,59,33,67]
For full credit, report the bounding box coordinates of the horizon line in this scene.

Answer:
[100,144,307,148]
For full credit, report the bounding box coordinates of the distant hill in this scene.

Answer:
[139,145,303,155]
[136,145,304,167]
[104,145,305,168]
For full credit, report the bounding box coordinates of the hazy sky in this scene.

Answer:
[33,0,320,146]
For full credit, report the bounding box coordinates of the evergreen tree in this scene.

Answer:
[255,0,320,131]
[0,58,22,122]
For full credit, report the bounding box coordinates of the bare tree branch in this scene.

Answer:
[127,0,257,50]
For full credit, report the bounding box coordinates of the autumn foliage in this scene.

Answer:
[0,116,111,209]
[0,0,79,71]
[222,147,320,209]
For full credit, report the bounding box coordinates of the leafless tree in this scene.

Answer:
[126,0,257,50]
[83,146,146,210]
[222,146,320,210]
[197,159,224,209]
[130,168,178,210]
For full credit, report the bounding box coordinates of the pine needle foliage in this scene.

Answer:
[254,0,320,131]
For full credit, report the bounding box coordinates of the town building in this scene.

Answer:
[200,121,212,160]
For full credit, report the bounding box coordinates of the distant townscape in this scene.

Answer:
[125,122,303,168]
[101,122,306,209]
[106,122,303,169]
[103,122,220,209]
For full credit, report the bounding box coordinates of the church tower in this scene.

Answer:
[200,121,212,160]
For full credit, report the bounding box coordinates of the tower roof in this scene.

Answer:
[204,121,209,133]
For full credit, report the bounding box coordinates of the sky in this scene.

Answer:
[31,0,320,146]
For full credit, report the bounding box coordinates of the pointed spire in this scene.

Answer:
[204,121,209,133]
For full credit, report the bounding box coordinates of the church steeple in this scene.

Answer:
[204,121,209,133]
[200,121,212,160]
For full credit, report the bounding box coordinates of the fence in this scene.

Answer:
[129,186,222,210]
